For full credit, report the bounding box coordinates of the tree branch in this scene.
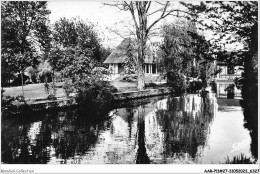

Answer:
[147,8,164,16]
[146,1,151,13]
[102,2,127,11]
[146,2,169,33]
[128,1,139,35]
[155,1,166,6]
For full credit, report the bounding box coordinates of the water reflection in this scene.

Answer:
[149,93,216,163]
[136,106,150,164]
[1,92,256,164]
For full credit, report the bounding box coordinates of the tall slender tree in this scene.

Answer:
[105,1,197,90]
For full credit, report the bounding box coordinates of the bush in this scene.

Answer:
[187,80,203,93]
[1,90,28,116]
[1,89,15,108]
[92,67,110,75]
[54,72,63,82]
[38,69,52,83]
[44,81,57,99]
[234,76,244,90]
[47,94,56,100]
[10,73,30,86]
[25,66,39,83]
[14,95,26,103]
[145,82,157,88]
[209,81,217,93]
[63,80,75,98]
[224,154,255,164]
[121,74,138,82]
[66,79,117,116]
[166,72,188,95]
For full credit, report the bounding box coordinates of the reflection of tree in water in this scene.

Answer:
[155,94,215,161]
[49,109,112,162]
[1,107,112,164]
[135,106,150,164]
[1,120,30,163]
[1,114,52,164]
[32,119,52,163]
[126,108,134,139]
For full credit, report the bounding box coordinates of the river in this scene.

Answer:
[1,91,257,164]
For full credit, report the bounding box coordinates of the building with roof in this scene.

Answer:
[215,61,243,82]
[214,51,244,82]
[214,51,244,99]
[103,38,159,79]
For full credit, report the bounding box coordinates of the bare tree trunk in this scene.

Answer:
[137,61,145,90]
[105,2,178,90]
[52,69,55,86]
[21,71,25,97]
[136,4,148,91]
[136,106,150,164]
[137,38,146,90]
[52,69,56,97]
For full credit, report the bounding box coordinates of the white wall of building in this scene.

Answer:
[109,63,118,74]
[217,65,243,80]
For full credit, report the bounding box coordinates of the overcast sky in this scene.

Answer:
[48,1,125,26]
[48,1,134,48]
[47,1,190,47]
[47,1,243,50]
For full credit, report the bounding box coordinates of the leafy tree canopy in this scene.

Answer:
[182,1,257,64]
[1,1,51,86]
[159,19,214,90]
[48,17,105,81]
[52,17,103,61]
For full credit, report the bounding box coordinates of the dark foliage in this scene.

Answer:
[225,154,255,164]
[166,72,187,95]
[159,20,214,94]
[187,80,203,93]
[209,81,217,93]
[183,3,258,160]
[1,107,112,164]
[73,79,117,117]
[48,17,105,80]
[1,89,15,109]
[121,74,138,82]
[39,69,53,83]
[10,73,30,86]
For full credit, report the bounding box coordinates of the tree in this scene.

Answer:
[49,17,104,81]
[159,19,214,93]
[1,1,51,92]
[105,1,197,90]
[97,47,113,68]
[52,17,103,61]
[184,1,258,159]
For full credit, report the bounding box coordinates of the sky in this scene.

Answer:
[47,1,191,48]
[47,1,133,48]
[47,1,243,50]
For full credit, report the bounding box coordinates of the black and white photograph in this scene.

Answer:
[1,1,258,173]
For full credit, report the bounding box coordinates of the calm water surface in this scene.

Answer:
[1,92,256,164]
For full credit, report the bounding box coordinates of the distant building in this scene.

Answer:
[215,61,243,82]
[214,52,244,99]
[103,38,159,80]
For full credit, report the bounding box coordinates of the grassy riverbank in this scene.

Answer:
[2,81,138,100]
[3,82,66,100]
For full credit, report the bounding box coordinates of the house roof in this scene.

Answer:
[104,38,156,64]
